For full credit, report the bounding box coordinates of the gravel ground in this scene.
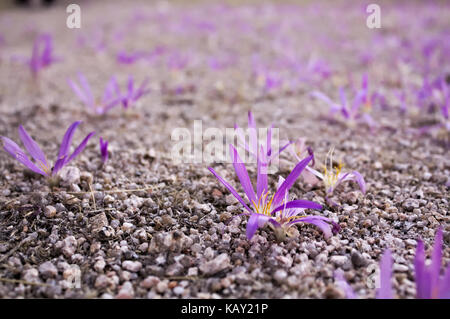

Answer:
[0,0,449,299]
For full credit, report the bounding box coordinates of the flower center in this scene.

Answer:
[252,192,275,217]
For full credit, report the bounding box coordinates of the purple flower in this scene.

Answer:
[29,34,58,77]
[209,145,338,241]
[68,73,121,115]
[99,137,108,163]
[1,121,95,177]
[234,111,291,164]
[115,76,151,109]
[306,147,366,204]
[415,228,450,299]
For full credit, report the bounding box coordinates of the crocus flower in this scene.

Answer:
[418,77,450,141]
[114,76,150,109]
[1,121,95,178]
[305,147,366,205]
[99,137,108,163]
[209,144,339,241]
[68,73,121,115]
[29,34,58,77]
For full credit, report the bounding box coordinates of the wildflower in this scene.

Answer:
[1,121,95,178]
[68,73,121,115]
[335,228,450,299]
[115,76,150,109]
[209,144,339,241]
[305,147,365,205]
[414,228,450,299]
[311,83,376,130]
[29,34,58,77]
[99,137,108,163]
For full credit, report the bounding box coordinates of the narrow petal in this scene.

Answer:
[246,213,259,240]
[268,140,292,164]
[230,144,256,205]
[1,136,47,176]
[311,91,340,112]
[256,146,268,200]
[430,228,443,297]
[271,199,322,215]
[289,215,333,239]
[100,137,108,163]
[208,167,252,213]
[376,249,393,299]
[438,265,450,299]
[65,131,96,165]
[415,239,431,299]
[18,125,48,168]
[273,154,313,208]
[77,72,94,106]
[339,171,366,194]
[58,121,81,159]
[68,78,91,108]
[133,77,150,100]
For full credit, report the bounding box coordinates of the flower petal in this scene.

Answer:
[272,199,322,215]
[208,167,252,213]
[230,144,256,205]
[335,270,357,299]
[376,249,393,299]
[246,213,259,240]
[18,125,48,169]
[414,239,431,299]
[289,215,333,239]
[58,121,81,159]
[65,131,96,165]
[273,154,313,208]
[1,136,47,176]
[256,146,268,200]
[431,228,443,296]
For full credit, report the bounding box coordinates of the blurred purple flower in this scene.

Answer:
[99,137,108,163]
[336,228,450,299]
[68,73,122,115]
[1,121,95,177]
[28,34,59,77]
[209,145,338,241]
[115,76,151,109]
